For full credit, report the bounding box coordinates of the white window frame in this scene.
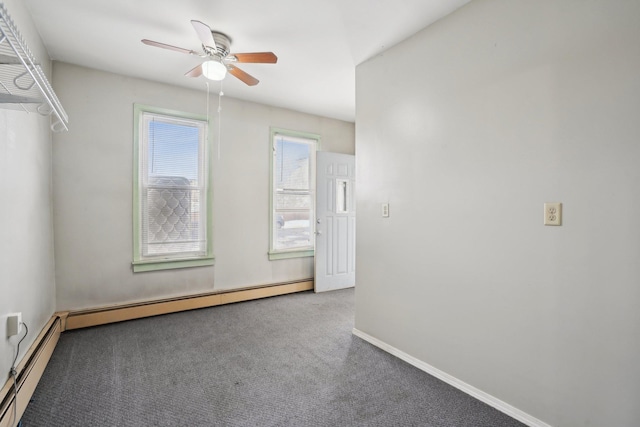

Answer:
[269,127,320,260]
[132,104,213,272]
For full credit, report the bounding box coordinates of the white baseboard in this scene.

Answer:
[352,328,552,427]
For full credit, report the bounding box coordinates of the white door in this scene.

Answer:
[314,152,355,292]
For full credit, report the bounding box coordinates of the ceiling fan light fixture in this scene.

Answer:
[202,60,227,81]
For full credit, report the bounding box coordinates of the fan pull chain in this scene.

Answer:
[217,81,223,160]
[204,82,210,124]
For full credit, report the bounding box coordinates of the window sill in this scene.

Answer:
[268,250,314,261]
[132,256,215,272]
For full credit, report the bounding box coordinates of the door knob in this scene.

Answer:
[315,230,322,235]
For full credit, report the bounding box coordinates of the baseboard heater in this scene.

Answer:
[62,279,314,331]
[0,316,61,427]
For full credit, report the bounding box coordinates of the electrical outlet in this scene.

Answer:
[544,202,562,226]
[382,203,389,218]
[7,312,22,337]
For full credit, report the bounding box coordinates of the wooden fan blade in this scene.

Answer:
[191,20,216,48]
[142,39,198,55]
[232,52,278,64]
[228,64,259,86]
[185,64,203,78]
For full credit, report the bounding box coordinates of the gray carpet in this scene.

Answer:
[21,289,525,426]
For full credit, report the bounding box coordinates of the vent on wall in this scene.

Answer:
[0,3,68,132]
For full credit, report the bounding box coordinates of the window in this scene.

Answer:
[133,104,213,272]
[269,128,319,260]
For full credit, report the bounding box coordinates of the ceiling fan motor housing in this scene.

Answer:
[209,32,231,58]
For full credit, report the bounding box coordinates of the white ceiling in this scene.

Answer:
[23,0,470,122]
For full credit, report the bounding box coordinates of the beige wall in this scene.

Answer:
[355,1,640,426]
[51,62,354,311]
[0,0,56,374]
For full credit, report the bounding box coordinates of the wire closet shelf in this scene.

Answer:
[0,3,68,132]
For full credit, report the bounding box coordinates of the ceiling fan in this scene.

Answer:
[142,20,277,86]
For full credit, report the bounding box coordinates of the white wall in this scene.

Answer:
[0,0,56,374]
[355,1,640,426]
[52,62,354,310]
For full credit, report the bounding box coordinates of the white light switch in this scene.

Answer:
[382,203,389,218]
[544,202,562,226]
